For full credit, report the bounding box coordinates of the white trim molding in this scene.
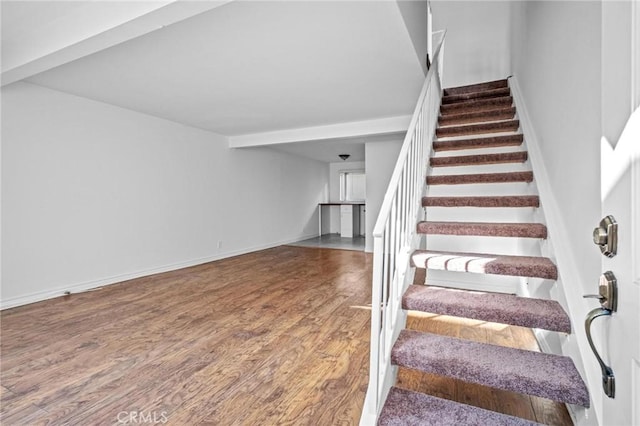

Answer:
[228,115,410,148]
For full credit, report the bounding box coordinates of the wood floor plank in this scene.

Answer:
[530,395,575,425]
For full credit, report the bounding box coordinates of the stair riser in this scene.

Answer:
[434,140,522,152]
[434,135,523,152]
[443,79,509,96]
[425,207,536,223]
[436,122,520,138]
[427,170,533,186]
[420,226,546,239]
[430,167,531,182]
[440,96,514,115]
[425,234,542,257]
[440,103,515,118]
[439,109,516,127]
[431,156,528,168]
[423,197,539,208]
[426,182,536,197]
[442,88,511,104]
[432,144,525,158]
[423,269,523,294]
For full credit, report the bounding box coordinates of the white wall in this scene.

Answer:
[602,0,634,146]
[511,1,602,297]
[365,139,403,253]
[1,82,328,308]
[431,1,511,88]
[396,0,429,75]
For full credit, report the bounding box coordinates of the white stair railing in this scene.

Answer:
[360,30,446,425]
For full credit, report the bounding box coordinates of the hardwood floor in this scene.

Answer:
[1,246,571,425]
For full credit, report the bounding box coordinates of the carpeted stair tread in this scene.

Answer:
[430,151,528,167]
[427,171,534,185]
[417,221,547,238]
[441,96,513,115]
[403,285,570,332]
[411,249,558,280]
[433,134,523,152]
[442,87,511,104]
[378,387,541,426]
[439,106,516,126]
[423,195,539,208]
[392,330,590,407]
[443,79,509,96]
[436,120,520,138]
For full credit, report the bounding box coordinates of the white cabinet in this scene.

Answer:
[340,205,353,237]
[318,203,364,238]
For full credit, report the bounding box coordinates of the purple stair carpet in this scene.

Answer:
[403,285,571,333]
[378,387,541,426]
[391,330,590,407]
[443,78,509,96]
[427,171,533,185]
[441,95,514,115]
[410,249,558,280]
[423,195,539,208]
[433,134,523,152]
[438,106,516,126]
[436,119,520,138]
[442,87,511,104]
[417,221,547,239]
[430,151,528,167]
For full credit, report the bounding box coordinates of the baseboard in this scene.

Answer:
[0,232,318,310]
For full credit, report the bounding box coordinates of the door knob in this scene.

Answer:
[583,271,618,312]
[593,215,617,257]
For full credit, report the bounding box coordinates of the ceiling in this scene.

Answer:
[1,1,424,163]
[269,132,405,163]
[1,1,173,74]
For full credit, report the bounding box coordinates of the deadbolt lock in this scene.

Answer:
[593,215,617,257]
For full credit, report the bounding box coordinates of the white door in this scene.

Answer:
[598,3,640,424]
[598,108,640,426]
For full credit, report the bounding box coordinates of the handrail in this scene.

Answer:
[360,29,446,425]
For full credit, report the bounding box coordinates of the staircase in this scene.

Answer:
[373,79,590,424]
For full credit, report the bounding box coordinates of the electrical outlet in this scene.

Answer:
[217,240,222,249]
